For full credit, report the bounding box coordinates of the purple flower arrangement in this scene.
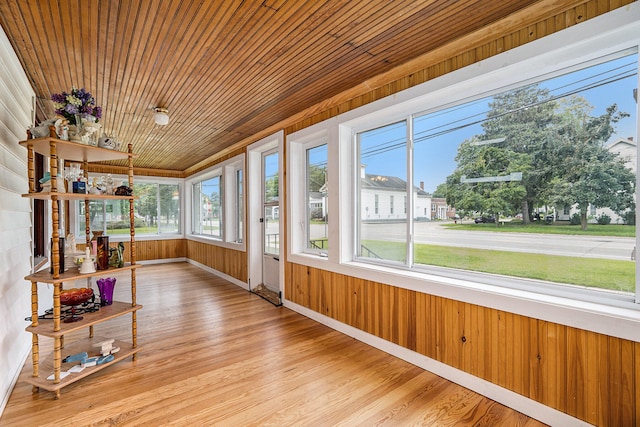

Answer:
[51,87,102,125]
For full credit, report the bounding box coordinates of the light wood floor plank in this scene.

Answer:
[1,263,546,426]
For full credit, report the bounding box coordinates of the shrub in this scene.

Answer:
[622,210,636,225]
[596,213,611,225]
[569,213,581,225]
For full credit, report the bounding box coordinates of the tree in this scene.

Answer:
[443,84,634,231]
[307,163,327,193]
[135,183,157,220]
[480,84,560,223]
[549,101,634,230]
[265,175,279,202]
[432,183,448,198]
[446,141,529,224]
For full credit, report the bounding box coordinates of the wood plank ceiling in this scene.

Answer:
[0,0,542,173]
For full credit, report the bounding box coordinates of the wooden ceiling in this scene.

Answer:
[1,0,549,174]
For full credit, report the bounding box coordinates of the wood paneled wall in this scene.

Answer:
[186,240,247,283]
[124,239,186,262]
[285,263,639,426]
[79,239,186,263]
[281,1,638,426]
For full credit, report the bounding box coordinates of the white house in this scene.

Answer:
[360,167,432,221]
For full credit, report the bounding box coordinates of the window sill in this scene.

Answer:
[99,233,183,242]
[186,234,246,251]
[288,252,330,269]
[288,254,640,342]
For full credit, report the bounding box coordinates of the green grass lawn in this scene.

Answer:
[442,221,635,237]
[362,240,634,293]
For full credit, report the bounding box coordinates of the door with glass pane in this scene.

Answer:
[262,150,280,291]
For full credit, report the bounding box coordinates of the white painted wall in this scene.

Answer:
[0,26,36,415]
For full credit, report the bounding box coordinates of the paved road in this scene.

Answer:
[357,221,636,260]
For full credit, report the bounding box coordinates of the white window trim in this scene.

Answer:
[70,175,183,242]
[287,126,330,258]
[185,153,246,250]
[223,156,245,246]
[288,4,640,342]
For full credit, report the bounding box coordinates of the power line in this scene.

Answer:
[360,59,637,161]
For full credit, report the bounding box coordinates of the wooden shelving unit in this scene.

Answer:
[20,131,141,399]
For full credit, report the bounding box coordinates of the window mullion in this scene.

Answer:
[407,117,414,268]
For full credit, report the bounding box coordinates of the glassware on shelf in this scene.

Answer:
[96,277,116,306]
[96,235,110,270]
[60,288,94,323]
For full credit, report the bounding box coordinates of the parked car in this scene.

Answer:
[474,216,495,223]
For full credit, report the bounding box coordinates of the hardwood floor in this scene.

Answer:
[1,263,546,426]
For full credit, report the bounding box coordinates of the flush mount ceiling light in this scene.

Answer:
[153,107,169,126]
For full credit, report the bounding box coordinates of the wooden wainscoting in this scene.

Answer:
[79,239,186,263]
[285,262,639,426]
[186,239,247,283]
[124,239,186,262]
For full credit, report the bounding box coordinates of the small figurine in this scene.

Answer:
[79,247,96,274]
[54,119,69,140]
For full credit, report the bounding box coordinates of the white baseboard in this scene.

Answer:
[0,345,31,418]
[187,259,249,290]
[283,299,593,427]
[137,257,187,265]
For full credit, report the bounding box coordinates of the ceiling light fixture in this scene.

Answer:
[153,107,169,125]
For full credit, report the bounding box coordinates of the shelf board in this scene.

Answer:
[26,302,142,337]
[22,191,136,201]
[19,137,133,162]
[24,337,141,392]
[25,263,140,284]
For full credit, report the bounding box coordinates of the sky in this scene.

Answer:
[360,52,638,194]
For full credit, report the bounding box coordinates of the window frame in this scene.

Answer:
[192,173,223,239]
[287,128,330,258]
[350,52,639,304]
[71,175,183,242]
[185,153,246,250]
[288,8,640,343]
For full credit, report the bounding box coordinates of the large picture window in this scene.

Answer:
[356,50,638,298]
[135,183,181,234]
[75,179,181,238]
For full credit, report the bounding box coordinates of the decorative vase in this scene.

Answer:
[109,242,125,268]
[96,235,110,270]
[91,230,103,255]
[96,277,116,306]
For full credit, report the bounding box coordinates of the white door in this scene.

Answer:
[262,149,280,291]
[246,132,283,304]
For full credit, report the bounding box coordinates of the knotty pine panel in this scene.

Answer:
[186,240,247,283]
[285,262,637,425]
[78,239,186,262]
